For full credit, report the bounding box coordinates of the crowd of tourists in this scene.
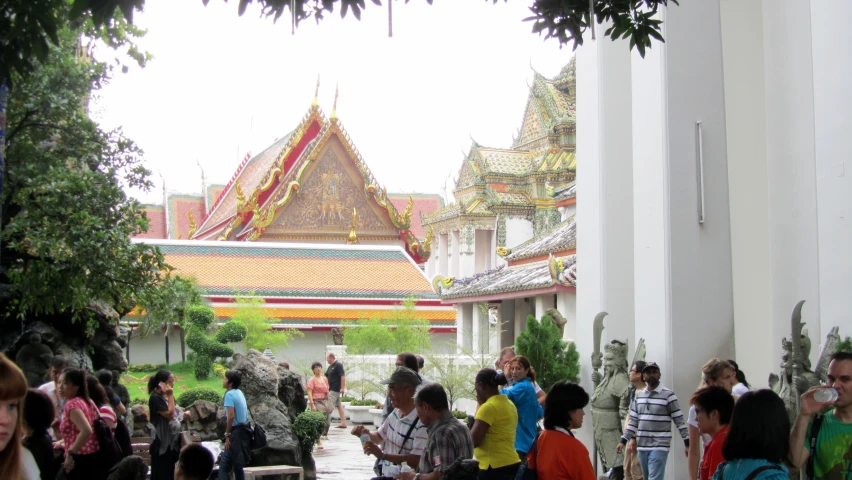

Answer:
[1,347,852,480]
[320,347,852,480]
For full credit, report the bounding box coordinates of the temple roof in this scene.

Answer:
[435,254,576,301]
[504,215,576,262]
[513,58,576,151]
[139,240,438,300]
[552,182,576,202]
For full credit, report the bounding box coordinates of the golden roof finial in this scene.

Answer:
[188,209,198,238]
[311,74,320,108]
[330,83,339,122]
[347,207,358,244]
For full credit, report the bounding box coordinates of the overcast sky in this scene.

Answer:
[93,0,574,205]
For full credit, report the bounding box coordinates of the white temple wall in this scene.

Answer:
[811,1,852,344]
[559,203,577,222]
[500,299,516,349]
[474,230,494,273]
[438,233,449,277]
[450,230,460,277]
[557,292,577,343]
[504,217,534,251]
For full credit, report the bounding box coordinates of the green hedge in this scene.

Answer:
[350,399,379,407]
[293,411,327,453]
[186,305,246,379]
[215,321,247,343]
[177,387,222,408]
[452,410,468,419]
[128,363,166,373]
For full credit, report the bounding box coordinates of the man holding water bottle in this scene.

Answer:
[789,351,852,480]
[351,367,428,479]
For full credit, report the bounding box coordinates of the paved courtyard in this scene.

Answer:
[313,419,377,480]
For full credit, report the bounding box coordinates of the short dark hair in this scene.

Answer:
[476,368,508,390]
[179,444,214,480]
[722,389,790,463]
[310,361,322,371]
[147,370,172,395]
[50,356,69,370]
[398,352,419,372]
[632,361,647,374]
[690,386,734,425]
[830,351,852,364]
[96,369,112,386]
[23,388,54,432]
[417,355,425,370]
[225,370,242,389]
[544,381,589,430]
[62,368,89,400]
[415,383,449,411]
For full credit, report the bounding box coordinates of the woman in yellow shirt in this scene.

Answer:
[471,368,520,480]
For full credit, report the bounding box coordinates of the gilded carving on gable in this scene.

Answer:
[273,148,389,232]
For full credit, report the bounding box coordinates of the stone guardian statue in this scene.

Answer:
[590,312,630,480]
[15,333,53,387]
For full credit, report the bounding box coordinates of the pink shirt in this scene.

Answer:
[59,398,100,455]
[307,376,330,400]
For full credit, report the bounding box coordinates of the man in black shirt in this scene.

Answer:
[326,353,347,428]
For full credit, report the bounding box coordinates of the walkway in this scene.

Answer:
[313,418,376,480]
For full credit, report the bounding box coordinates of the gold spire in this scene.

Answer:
[330,83,339,122]
[311,75,320,108]
[347,207,358,244]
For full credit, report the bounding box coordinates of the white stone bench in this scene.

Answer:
[242,465,304,480]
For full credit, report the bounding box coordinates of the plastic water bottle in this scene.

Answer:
[814,388,839,404]
[360,433,370,444]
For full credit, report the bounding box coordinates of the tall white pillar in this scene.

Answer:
[557,292,577,342]
[514,298,530,343]
[438,233,449,277]
[450,231,459,277]
[500,300,516,351]
[534,296,547,321]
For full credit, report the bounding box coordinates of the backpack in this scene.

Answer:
[718,463,783,480]
[88,401,122,469]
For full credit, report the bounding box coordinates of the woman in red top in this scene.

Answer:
[57,368,106,480]
[527,381,595,480]
[306,361,332,448]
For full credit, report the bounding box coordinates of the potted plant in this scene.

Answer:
[346,398,377,424]
[368,402,384,426]
[452,410,468,424]
[331,395,355,421]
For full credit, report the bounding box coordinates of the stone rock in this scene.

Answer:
[15,333,53,387]
[230,350,313,478]
[187,400,220,441]
[131,404,151,438]
[277,366,307,424]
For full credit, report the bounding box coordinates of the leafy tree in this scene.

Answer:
[425,355,478,411]
[516,314,580,392]
[136,275,202,364]
[1,15,167,335]
[229,295,301,352]
[342,297,432,355]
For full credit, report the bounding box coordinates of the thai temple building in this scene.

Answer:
[130,88,455,362]
[425,59,579,355]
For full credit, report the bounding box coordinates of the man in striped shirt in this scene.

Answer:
[617,362,689,480]
[352,367,428,478]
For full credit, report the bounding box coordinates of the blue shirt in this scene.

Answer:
[501,377,543,454]
[224,389,248,426]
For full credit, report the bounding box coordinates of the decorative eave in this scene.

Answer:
[432,254,576,303]
[502,215,576,263]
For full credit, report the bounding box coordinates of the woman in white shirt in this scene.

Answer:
[727,359,752,397]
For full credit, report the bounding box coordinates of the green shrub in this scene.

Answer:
[350,399,379,407]
[340,395,355,403]
[177,387,222,408]
[212,363,227,378]
[215,321,248,344]
[131,397,148,407]
[128,363,165,373]
[452,410,468,420]
[293,411,327,453]
[186,305,246,380]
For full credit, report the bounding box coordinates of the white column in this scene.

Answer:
[514,298,529,343]
[460,227,477,278]
[450,231,459,277]
[576,24,636,450]
[438,233,449,277]
[500,300,516,350]
[810,1,851,353]
[631,3,735,478]
[557,292,577,342]
[457,303,474,352]
[533,296,547,321]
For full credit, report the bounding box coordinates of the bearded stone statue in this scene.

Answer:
[591,340,630,480]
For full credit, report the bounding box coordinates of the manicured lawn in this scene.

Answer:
[121,361,226,404]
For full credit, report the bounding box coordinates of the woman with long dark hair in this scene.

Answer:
[709,390,789,479]
[87,375,117,433]
[527,381,595,479]
[471,368,520,480]
[0,353,37,479]
[501,355,543,461]
[148,370,180,480]
[57,367,106,479]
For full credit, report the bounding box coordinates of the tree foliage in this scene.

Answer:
[342,297,432,355]
[229,295,301,352]
[185,305,246,379]
[1,16,166,329]
[135,275,201,364]
[516,314,580,392]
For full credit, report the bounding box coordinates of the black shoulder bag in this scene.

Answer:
[514,435,539,480]
[807,414,825,480]
[247,407,267,449]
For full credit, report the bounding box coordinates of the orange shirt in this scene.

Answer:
[700,426,729,480]
[527,428,595,480]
